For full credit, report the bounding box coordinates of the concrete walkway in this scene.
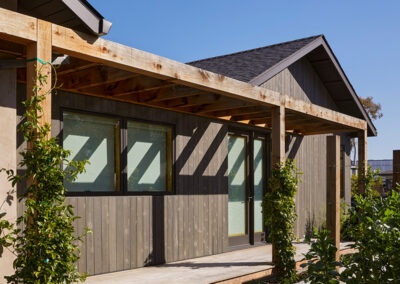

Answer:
[85,242,351,284]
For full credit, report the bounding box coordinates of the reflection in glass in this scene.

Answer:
[228,135,247,236]
[63,112,119,192]
[127,121,172,192]
[254,139,264,232]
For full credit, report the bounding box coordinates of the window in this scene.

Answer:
[127,121,172,192]
[62,111,173,194]
[63,112,120,192]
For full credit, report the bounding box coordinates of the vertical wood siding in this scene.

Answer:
[48,92,228,274]
[14,54,352,275]
[261,58,351,237]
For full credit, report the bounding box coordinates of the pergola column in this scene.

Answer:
[326,135,340,261]
[26,19,52,134]
[358,130,367,194]
[393,150,400,191]
[271,105,285,264]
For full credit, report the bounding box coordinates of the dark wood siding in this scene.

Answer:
[261,58,351,237]
[49,91,228,274]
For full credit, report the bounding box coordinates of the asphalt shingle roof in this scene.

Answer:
[187,35,321,83]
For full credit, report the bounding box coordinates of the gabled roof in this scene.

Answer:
[188,35,377,136]
[16,0,111,36]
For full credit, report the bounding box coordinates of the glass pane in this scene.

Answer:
[228,135,247,236]
[254,139,264,232]
[127,121,171,192]
[63,112,119,192]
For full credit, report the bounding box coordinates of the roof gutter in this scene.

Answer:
[62,0,112,36]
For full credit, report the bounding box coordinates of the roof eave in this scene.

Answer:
[249,36,377,137]
[62,0,112,36]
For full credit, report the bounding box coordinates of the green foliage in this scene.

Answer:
[351,167,382,197]
[301,228,340,284]
[263,160,302,283]
[340,175,400,283]
[0,65,89,283]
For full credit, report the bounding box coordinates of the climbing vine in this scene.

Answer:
[263,159,302,283]
[0,64,89,283]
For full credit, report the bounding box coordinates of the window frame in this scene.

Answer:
[61,107,175,196]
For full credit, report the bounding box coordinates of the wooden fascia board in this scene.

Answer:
[249,34,376,137]
[0,8,37,43]
[319,37,377,136]
[249,37,324,86]
[0,7,368,132]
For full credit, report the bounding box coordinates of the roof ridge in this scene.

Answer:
[187,34,322,64]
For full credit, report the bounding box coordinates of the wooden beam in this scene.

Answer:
[0,7,368,132]
[58,65,137,90]
[193,100,255,114]
[113,82,176,98]
[393,150,400,191]
[300,128,355,136]
[209,106,268,117]
[358,130,367,194]
[26,19,52,134]
[230,111,271,122]
[326,135,341,261]
[154,93,219,108]
[57,61,98,75]
[0,7,37,43]
[80,74,169,97]
[50,19,367,131]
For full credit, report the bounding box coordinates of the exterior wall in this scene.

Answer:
[261,58,352,237]
[52,91,229,274]
[0,69,17,279]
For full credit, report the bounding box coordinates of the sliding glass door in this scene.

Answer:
[228,135,249,245]
[228,132,268,247]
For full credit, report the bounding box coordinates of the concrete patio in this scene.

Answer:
[85,242,352,284]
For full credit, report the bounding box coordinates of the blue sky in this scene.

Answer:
[91,0,399,160]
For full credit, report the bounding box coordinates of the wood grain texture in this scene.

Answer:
[326,136,341,260]
[262,58,351,237]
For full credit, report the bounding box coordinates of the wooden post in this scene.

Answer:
[326,135,341,261]
[26,19,52,134]
[393,150,400,191]
[358,130,367,194]
[271,105,285,167]
[271,105,285,264]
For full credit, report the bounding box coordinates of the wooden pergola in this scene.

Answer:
[0,7,368,262]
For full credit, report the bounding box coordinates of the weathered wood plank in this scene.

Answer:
[101,197,110,273]
[115,197,124,270]
[130,197,137,268]
[85,197,94,275]
[93,197,102,274]
[358,130,367,194]
[76,197,87,273]
[108,197,117,272]
[123,196,131,269]
[0,7,37,43]
[326,135,341,260]
[136,196,144,266]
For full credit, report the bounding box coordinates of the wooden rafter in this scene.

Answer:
[0,7,368,133]
[58,65,138,90]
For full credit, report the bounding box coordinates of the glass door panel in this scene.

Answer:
[228,135,247,237]
[254,139,264,234]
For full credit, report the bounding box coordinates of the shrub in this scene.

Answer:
[301,228,340,284]
[341,173,400,282]
[263,160,302,283]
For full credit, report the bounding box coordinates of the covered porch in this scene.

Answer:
[0,6,369,278]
